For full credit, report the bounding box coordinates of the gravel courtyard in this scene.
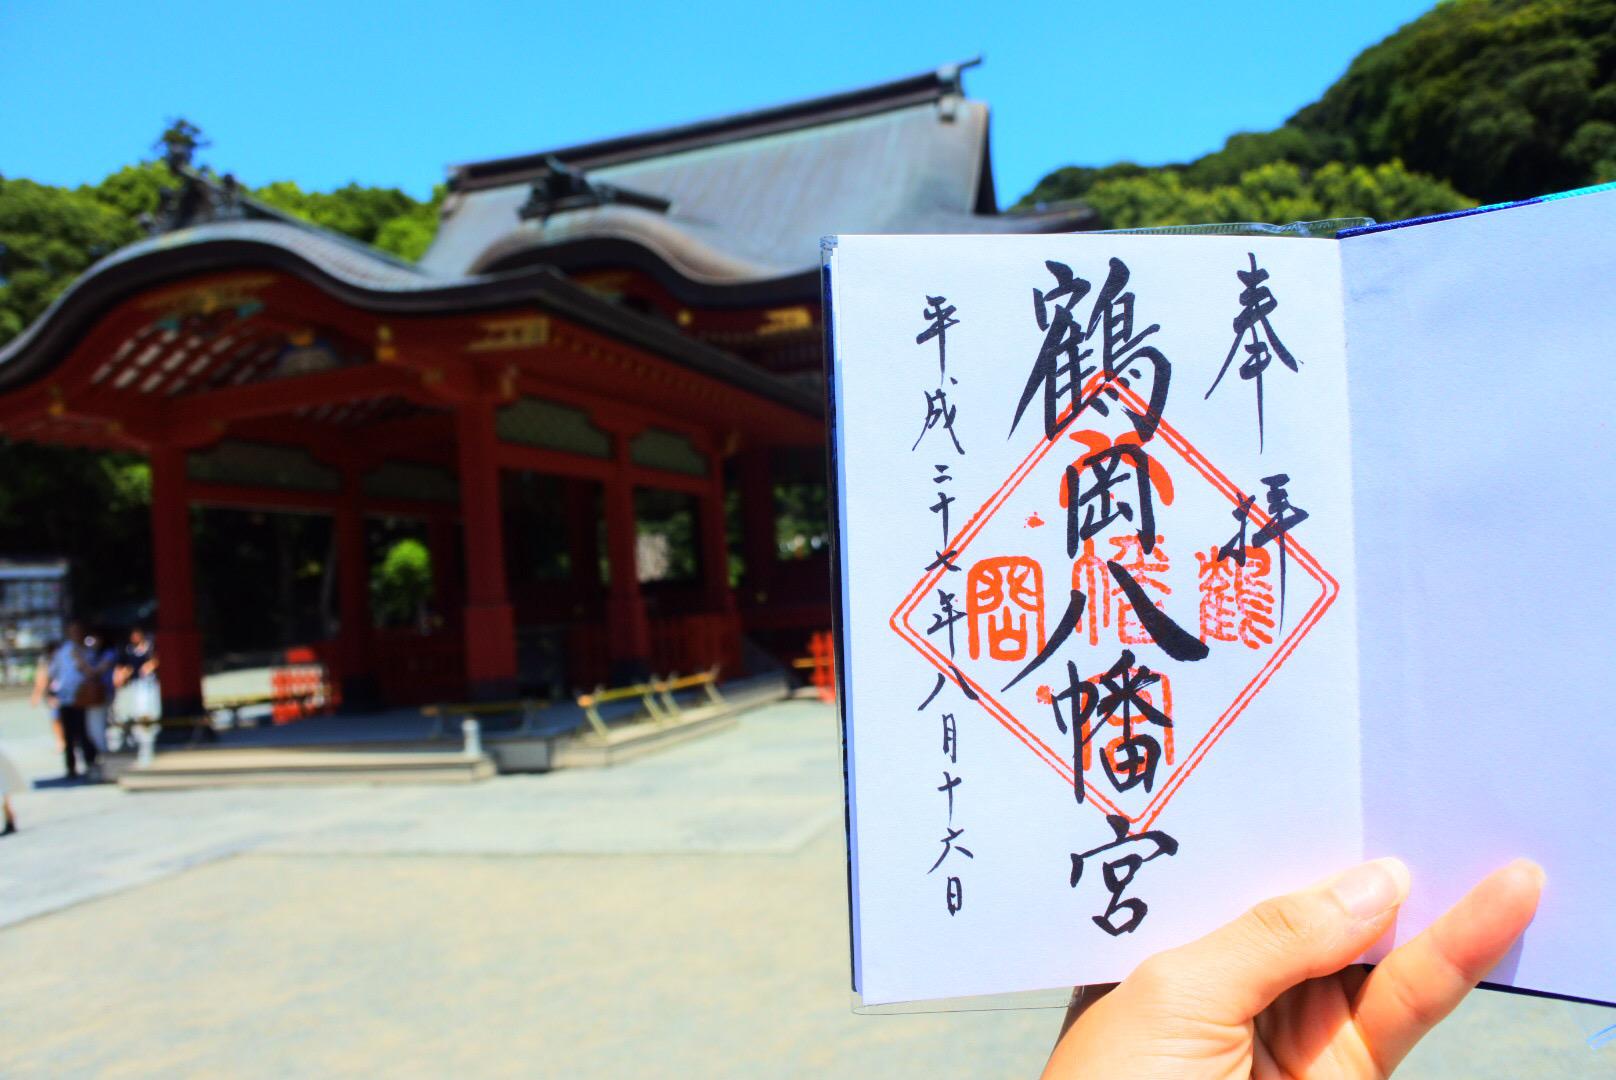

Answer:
[0,696,1609,1078]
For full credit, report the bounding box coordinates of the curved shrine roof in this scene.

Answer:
[421,64,1094,290]
[0,218,822,419]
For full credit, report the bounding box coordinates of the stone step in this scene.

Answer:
[119,749,495,791]
[552,706,738,769]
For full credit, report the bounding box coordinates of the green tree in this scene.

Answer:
[89,161,177,220]
[253,179,423,248]
[0,176,144,341]
[1019,0,1616,215]
[774,480,828,560]
[1071,160,1472,231]
[373,184,446,261]
[1018,162,1154,208]
[370,538,433,626]
[1289,0,1616,202]
[0,439,153,616]
[1179,128,1346,189]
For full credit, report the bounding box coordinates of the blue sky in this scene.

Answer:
[2,1,1434,206]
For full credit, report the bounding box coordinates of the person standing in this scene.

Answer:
[113,626,160,750]
[0,745,22,834]
[31,620,99,781]
[31,643,62,754]
[83,628,117,759]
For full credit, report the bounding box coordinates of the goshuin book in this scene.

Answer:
[824,185,1616,1008]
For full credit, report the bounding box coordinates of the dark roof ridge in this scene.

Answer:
[448,59,982,194]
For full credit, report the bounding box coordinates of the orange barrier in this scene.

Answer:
[790,631,836,703]
[269,647,337,724]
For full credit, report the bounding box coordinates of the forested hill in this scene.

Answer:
[1016,0,1616,228]
[0,163,440,346]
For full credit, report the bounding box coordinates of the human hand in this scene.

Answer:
[1041,858,1544,1079]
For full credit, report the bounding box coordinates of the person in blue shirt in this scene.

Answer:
[31,620,100,781]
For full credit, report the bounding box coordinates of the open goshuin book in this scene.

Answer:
[825,186,1616,1009]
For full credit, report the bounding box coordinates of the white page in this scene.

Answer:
[829,233,1364,1005]
[1344,189,1616,1005]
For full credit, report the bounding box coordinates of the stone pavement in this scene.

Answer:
[0,694,1611,1078]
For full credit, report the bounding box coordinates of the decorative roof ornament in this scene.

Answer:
[517,155,671,223]
[143,119,250,235]
[157,119,208,173]
[934,57,978,95]
[933,58,980,123]
[144,170,248,235]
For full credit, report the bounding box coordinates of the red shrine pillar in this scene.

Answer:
[738,449,776,605]
[602,426,651,679]
[427,514,459,620]
[148,443,204,716]
[455,399,518,700]
[701,469,735,614]
[564,479,600,602]
[702,464,739,678]
[335,465,376,707]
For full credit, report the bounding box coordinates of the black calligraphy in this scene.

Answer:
[1070,814,1180,936]
[914,295,965,454]
[1206,252,1299,451]
[1251,473,1309,630]
[1011,258,1172,444]
[914,293,976,917]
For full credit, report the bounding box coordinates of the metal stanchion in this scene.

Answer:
[134,722,157,768]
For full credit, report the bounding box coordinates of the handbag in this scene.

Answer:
[71,650,108,708]
[73,677,107,708]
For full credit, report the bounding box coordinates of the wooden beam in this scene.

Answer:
[158,363,428,426]
[511,374,711,446]
[0,384,54,429]
[493,438,710,494]
[361,497,461,520]
[219,414,451,469]
[188,479,453,518]
[493,441,613,483]
[362,411,455,457]
[628,466,710,496]
[214,416,343,459]
[54,298,161,401]
[519,322,824,446]
[188,481,343,514]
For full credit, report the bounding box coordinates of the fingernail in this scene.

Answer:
[1329,857,1410,920]
[1505,858,1547,891]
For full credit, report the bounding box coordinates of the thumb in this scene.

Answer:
[1136,857,1410,1025]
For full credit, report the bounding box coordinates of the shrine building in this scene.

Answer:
[0,64,1092,714]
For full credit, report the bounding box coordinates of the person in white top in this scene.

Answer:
[113,626,160,751]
